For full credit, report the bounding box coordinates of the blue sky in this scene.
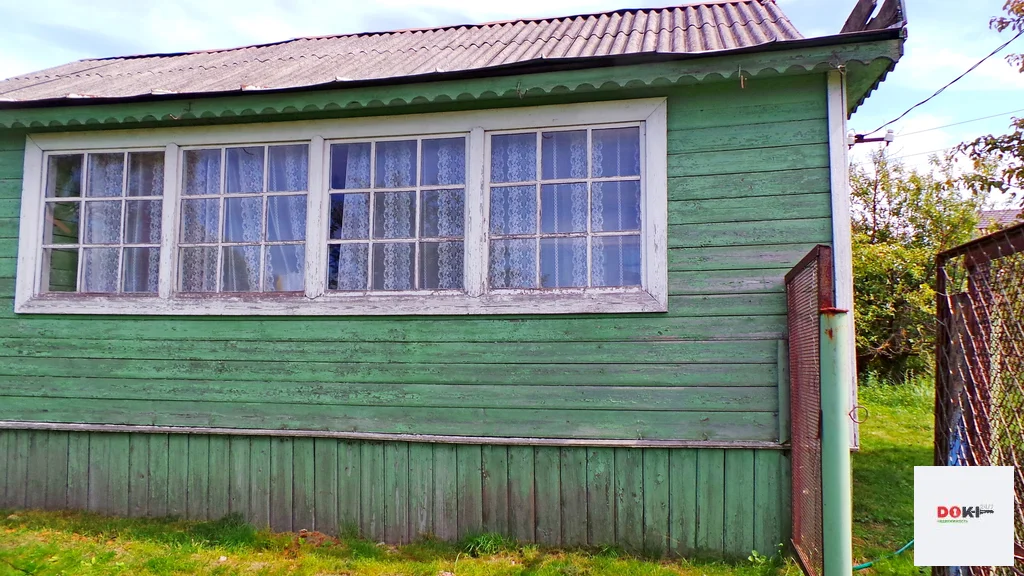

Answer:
[0,0,1021,170]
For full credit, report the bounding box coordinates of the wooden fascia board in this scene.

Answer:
[0,39,903,130]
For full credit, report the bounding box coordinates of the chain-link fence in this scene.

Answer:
[936,222,1024,576]
[787,245,834,576]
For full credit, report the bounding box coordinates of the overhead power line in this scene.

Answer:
[866,29,1024,136]
[898,107,1024,137]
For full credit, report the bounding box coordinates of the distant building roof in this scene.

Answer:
[0,1,805,103]
[978,209,1023,231]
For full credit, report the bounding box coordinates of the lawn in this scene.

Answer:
[0,381,931,576]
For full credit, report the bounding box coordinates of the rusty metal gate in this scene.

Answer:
[936,222,1024,576]
[786,245,834,576]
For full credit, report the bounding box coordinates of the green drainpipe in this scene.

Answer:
[820,309,853,576]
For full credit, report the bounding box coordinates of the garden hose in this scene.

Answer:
[852,540,915,571]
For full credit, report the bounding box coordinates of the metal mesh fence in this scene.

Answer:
[787,245,834,576]
[936,223,1024,576]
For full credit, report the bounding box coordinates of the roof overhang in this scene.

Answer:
[0,28,904,131]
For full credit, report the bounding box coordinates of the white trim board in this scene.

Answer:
[15,99,669,316]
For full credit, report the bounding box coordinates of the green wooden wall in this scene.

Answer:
[0,429,791,557]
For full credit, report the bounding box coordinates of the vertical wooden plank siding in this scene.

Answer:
[560,447,588,547]
[754,450,784,554]
[614,448,644,553]
[481,445,509,535]
[249,437,271,528]
[456,444,483,539]
[724,450,756,557]
[292,438,315,531]
[534,446,561,546]
[148,434,169,517]
[228,436,251,518]
[408,443,433,537]
[507,446,536,543]
[66,432,89,510]
[0,431,8,508]
[643,448,671,555]
[313,439,338,534]
[696,449,726,554]
[86,432,109,514]
[208,436,230,521]
[337,440,360,534]
[270,437,293,532]
[384,442,410,543]
[432,444,458,540]
[669,449,698,556]
[587,448,615,546]
[166,434,188,518]
[360,442,384,541]
[25,430,48,509]
[187,435,210,520]
[127,434,149,517]
[44,431,69,510]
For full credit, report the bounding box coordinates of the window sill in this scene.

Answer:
[14,289,668,316]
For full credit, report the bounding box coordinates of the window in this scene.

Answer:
[16,99,667,315]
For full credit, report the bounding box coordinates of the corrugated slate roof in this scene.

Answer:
[979,209,1024,231]
[0,0,802,103]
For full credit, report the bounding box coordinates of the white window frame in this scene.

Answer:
[15,99,668,315]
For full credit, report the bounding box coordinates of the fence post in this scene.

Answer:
[820,310,853,576]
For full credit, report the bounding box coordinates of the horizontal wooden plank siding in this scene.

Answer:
[0,429,790,558]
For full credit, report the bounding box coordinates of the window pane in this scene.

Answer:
[82,247,119,292]
[45,248,78,292]
[224,197,263,243]
[592,127,641,178]
[591,180,641,232]
[222,245,260,292]
[268,144,309,192]
[540,237,587,288]
[46,155,82,198]
[421,189,464,238]
[179,246,218,292]
[540,183,588,234]
[421,241,464,290]
[44,202,80,244]
[541,130,587,180]
[329,193,369,240]
[125,200,162,244]
[87,153,124,198]
[122,247,159,293]
[375,140,416,188]
[127,152,165,197]
[372,242,414,290]
[489,186,536,235]
[267,195,306,242]
[490,133,536,183]
[592,235,642,287]
[84,201,122,244]
[422,138,466,186]
[373,191,415,239]
[330,143,371,189]
[225,147,265,193]
[328,244,369,290]
[265,244,305,292]
[180,198,220,243]
[489,238,536,289]
[183,149,221,196]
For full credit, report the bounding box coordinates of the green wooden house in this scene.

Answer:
[0,0,904,558]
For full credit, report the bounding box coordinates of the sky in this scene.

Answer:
[0,0,1021,174]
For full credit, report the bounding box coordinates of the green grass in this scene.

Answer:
[0,378,932,576]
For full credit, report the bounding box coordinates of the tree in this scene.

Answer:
[851,151,989,380]
[959,1,1024,196]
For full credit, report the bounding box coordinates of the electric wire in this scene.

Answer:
[898,107,1024,137]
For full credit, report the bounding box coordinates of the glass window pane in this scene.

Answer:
[540,237,588,288]
[221,245,260,292]
[420,241,464,290]
[540,183,588,234]
[44,248,78,292]
[490,133,536,183]
[422,138,466,186]
[328,244,369,290]
[224,197,263,243]
[330,193,369,240]
[372,242,414,290]
[82,247,119,292]
[122,247,159,293]
[268,144,309,192]
[87,153,124,198]
[489,238,536,289]
[183,149,221,196]
[225,146,265,194]
[84,201,122,244]
[265,244,304,292]
[592,127,641,178]
[373,191,415,239]
[127,152,165,197]
[541,130,587,180]
[375,140,417,188]
[46,155,82,198]
[266,195,306,242]
[44,202,80,245]
[125,200,162,244]
[591,180,641,232]
[330,143,372,189]
[421,189,464,238]
[489,186,536,235]
[179,246,218,292]
[180,198,220,243]
[592,235,642,287]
